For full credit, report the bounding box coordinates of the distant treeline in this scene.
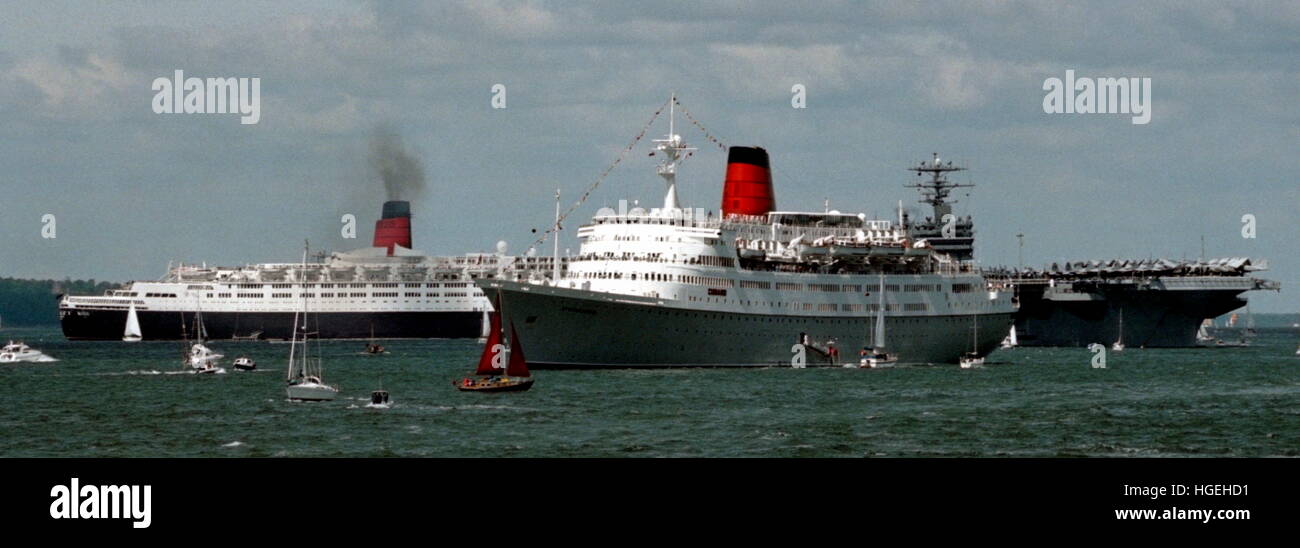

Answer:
[0,278,120,326]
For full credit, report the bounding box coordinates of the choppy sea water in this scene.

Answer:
[1,326,1296,457]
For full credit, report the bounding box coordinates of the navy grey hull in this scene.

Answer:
[489,282,1013,368]
[1014,285,1253,348]
[60,309,481,341]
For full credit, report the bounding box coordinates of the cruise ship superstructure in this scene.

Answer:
[58,201,564,340]
[480,99,1015,367]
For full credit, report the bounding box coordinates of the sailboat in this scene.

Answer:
[181,305,224,373]
[1196,318,1215,344]
[859,276,897,368]
[286,242,338,401]
[1000,324,1018,349]
[456,293,534,392]
[1111,307,1126,352]
[959,314,984,369]
[122,303,142,342]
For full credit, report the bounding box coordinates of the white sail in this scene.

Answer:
[1008,325,1018,346]
[286,241,337,401]
[1196,321,1212,342]
[1112,308,1125,351]
[123,304,142,341]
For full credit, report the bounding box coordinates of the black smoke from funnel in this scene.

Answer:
[368,126,426,202]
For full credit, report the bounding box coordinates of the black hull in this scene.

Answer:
[60,309,481,341]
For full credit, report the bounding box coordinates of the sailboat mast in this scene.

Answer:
[553,189,561,284]
[874,275,886,349]
[497,287,510,379]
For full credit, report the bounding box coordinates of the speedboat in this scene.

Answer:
[232,356,256,371]
[367,389,391,408]
[0,341,57,363]
[858,348,897,369]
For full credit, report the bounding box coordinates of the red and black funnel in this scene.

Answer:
[373,200,412,255]
[721,146,776,218]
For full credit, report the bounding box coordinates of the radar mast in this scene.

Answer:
[905,152,971,221]
[653,93,696,212]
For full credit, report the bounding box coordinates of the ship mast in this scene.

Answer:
[653,93,695,212]
[552,188,561,283]
[905,152,971,222]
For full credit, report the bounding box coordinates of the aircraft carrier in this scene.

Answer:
[903,154,1281,348]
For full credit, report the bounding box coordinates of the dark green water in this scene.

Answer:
[1,326,1297,457]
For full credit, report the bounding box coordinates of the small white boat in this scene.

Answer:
[859,351,898,369]
[194,364,226,375]
[959,352,984,369]
[123,303,142,342]
[186,343,224,369]
[232,356,256,371]
[0,340,57,363]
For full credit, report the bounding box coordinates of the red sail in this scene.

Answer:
[506,322,530,378]
[474,305,504,376]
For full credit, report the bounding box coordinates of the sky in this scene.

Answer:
[0,1,1296,312]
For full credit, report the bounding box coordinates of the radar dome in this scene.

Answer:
[496,240,508,254]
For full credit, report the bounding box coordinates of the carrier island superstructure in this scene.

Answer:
[480,105,1015,367]
[58,201,564,340]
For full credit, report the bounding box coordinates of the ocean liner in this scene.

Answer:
[58,201,564,340]
[479,99,1015,367]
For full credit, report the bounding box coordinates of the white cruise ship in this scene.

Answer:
[59,201,564,340]
[480,101,1014,367]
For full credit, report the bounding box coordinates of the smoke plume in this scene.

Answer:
[368,126,426,201]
